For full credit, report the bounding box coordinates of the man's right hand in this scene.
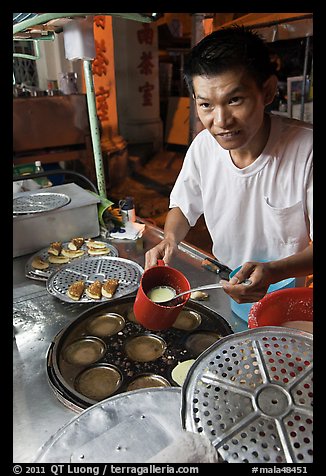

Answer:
[144,238,179,269]
[145,207,191,269]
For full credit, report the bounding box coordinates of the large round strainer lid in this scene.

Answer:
[181,326,313,463]
[13,192,70,214]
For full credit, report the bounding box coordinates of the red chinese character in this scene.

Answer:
[137,24,154,45]
[137,51,154,75]
[94,16,106,29]
[96,86,110,99]
[97,98,109,121]
[139,82,154,106]
[96,87,110,122]
[92,39,109,77]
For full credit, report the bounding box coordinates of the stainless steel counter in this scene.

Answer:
[13,222,247,463]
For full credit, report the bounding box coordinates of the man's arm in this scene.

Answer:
[261,243,313,282]
[222,243,313,303]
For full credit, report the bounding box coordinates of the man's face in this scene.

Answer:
[193,69,271,152]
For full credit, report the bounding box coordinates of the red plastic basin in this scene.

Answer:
[248,287,313,329]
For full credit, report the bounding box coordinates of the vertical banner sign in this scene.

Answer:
[92,16,118,136]
[137,24,155,107]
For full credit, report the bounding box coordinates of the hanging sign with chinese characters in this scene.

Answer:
[136,23,156,108]
[91,16,118,136]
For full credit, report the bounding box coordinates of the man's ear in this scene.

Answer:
[263,75,278,106]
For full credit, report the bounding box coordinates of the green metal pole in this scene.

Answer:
[83,59,107,198]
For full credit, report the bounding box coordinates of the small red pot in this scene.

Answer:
[133,260,191,330]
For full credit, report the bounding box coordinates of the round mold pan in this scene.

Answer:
[48,296,233,409]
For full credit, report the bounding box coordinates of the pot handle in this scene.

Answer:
[157,259,166,266]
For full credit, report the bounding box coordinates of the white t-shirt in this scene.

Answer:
[170,114,313,272]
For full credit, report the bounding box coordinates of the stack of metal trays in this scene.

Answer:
[181,326,313,463]
[25,240,119,281]
[13,192,71,215]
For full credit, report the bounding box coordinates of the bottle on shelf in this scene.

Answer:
[34,160,43,174]
[34,161,52,187]
[119,196,136,223]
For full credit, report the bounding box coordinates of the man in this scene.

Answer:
[145,26,313,304]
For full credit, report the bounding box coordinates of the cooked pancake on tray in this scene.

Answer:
[48,241,62,256]
[102,278,119,298]
[68,237,85,251]
[67,280,85,301]
[31,256,49,270]
[85,280,103,300]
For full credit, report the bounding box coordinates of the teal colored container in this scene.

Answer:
[229,265,295,323]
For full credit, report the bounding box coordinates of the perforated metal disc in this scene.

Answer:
[181,326,313,463]
[47,256,144,303]
[25,241,119,282]
[13,192,71,215]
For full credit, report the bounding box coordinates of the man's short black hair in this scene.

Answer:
[184,26,276,95]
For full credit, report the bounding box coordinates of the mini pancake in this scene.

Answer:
[101,278,119,298]
[61,248,85,259]
[125,335,167,362]
[172,310,202,331]
[85,280,102,300]
[86,313,125,337]
[31,255,49,270]
[185,331,221,357]
[68,237,84,250]
[87,247,110,256]
[171,359,196,386]
[75,364,122,401]
[67,280,85,301]
[127,374,170,391]
[48,255,70,264]
[48,241,62,256]
[85,240,107,249]
[63,337,106,365]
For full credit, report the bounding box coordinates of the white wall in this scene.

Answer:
[36,34,83,92]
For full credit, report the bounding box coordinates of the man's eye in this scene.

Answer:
[199,102,211,109]
[229,96,243,105]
